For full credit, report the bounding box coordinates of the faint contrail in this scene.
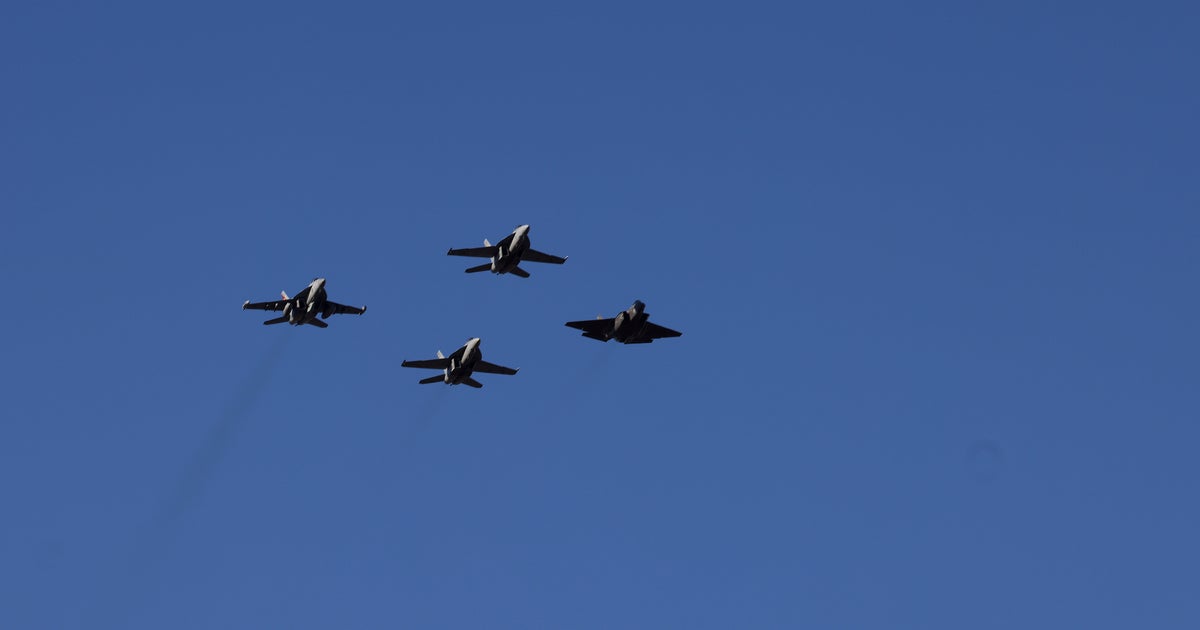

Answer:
[90,335,290,629]
[393,385,448,447]
[152,335,290,528]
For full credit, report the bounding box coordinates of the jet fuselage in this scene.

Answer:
[284,278,328,325]
[489,225,531,274]
[609,300,649,342]
[443,337,483,384]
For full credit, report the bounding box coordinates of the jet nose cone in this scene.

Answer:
[517,224,530,232]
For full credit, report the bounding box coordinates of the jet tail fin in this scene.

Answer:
[484,238,491,247]
[465,263,491,273]
[509,266,530,278]
[436,350,445,359]
[263,316,288,326]
[418,374,444,385]
[462,377,483,388]
[306,319,329,328]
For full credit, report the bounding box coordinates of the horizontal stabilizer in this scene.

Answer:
[465,263,492,273]
[306,319,329,328]
[263,316,288,326]
[509,266,530,278]
[418,374,444,385]
[462,377,483,388]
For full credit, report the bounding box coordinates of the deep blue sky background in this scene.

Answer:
[2,2,1198,628]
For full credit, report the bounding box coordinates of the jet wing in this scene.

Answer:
[639,322,682,340]
[447,245,499,258]
[565,318,614,334]
[474,360,518,375]
[401,358,451,370]
[324,301,367,316]
[243,299,289,312]
[521,249,567,265]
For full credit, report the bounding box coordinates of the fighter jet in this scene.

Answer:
[401,337,518,388]
[565,300,682,344]
[242,277,366,328]
[447,224,567,278]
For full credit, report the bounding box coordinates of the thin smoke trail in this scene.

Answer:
[393,385,448,448]
[90,335,290,629]
[151,334,291,528]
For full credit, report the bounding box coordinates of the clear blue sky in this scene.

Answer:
[2,2,1198,628]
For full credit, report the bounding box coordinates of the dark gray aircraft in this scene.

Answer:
[401,337,518,388]
[447,224,567,277]
[565,300,682,344]
[242,277,366,327]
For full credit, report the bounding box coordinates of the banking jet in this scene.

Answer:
[242,277,366,328]
[565,300,682,344]
[447,224,566,278]
[401,337,518,388]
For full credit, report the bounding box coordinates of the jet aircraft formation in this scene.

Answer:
[242,224,680,388]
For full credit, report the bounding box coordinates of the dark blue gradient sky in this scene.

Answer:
[2,2,1198,628]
